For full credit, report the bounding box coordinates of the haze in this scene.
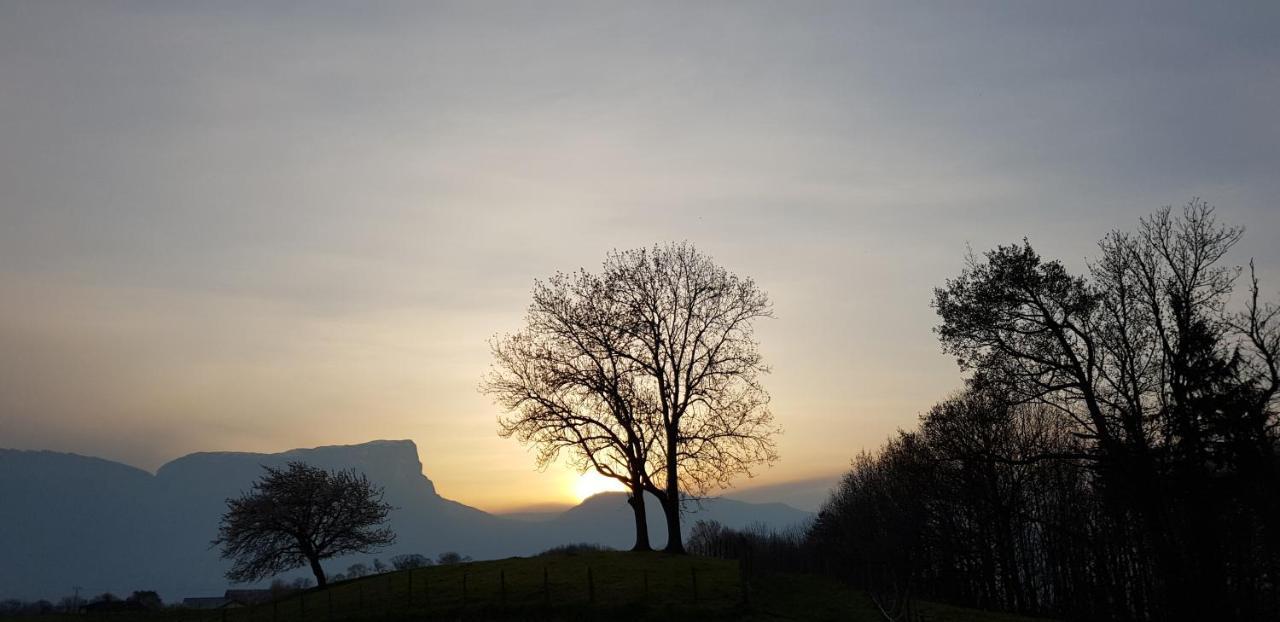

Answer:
[1,1,1277,511]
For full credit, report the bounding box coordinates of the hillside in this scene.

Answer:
[0,441,812,601]
[0,551,1053,621]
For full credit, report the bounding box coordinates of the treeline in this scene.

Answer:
[1,590,162,616]
[698,203,1280,621]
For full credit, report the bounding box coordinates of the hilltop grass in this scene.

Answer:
[4,551,1054,621]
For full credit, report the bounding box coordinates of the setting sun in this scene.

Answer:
[573,470,627,502]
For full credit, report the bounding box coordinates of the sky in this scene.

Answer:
[1,1,1277,512]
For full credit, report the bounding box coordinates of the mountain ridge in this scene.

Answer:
[0,439,812,601]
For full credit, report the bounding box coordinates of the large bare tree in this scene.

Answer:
[484,268,663,550]
[486,242,779,554]
[603,243,779,553]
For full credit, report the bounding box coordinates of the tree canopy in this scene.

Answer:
[485,242,779,553]
[213,461,395,587]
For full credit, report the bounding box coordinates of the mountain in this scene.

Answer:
[724,474,843,512]
[544,492,812,549]
[0,450,161,598]
[0,440,812,602]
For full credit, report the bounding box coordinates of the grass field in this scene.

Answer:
[2,551,1053,621]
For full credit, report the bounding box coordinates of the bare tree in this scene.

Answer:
[606,243,779,553]
[213,462,395,587]
[485,243,779,553]
[484,266,666,550]
[391,553,431,570]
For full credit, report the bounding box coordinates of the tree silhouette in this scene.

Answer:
[485,242,779,553]
[485,264,665,550]
[923,201,1280,619]
[391,553,431,570]
[606,243,778,553]
[213,462,395,587]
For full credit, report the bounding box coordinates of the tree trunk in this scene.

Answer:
[628,486,652,552]
[661,495,684,554]
[662,433,685,553]
[308,556,328,587]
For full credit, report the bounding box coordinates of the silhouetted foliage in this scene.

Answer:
[212,461,395,587]
[126,590,163,610]
[55,596,80,613]
[537,542,615,556]
[688,520,811,571]
[484,253,669,552]
[434,551,472,565]
[391,553,432,570]
[0,599,54,616]
[269,578,308,598]
[485,242,778,554]
[805,202,1279,621]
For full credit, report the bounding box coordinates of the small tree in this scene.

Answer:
[391,553,431,570]
[213,462,395,587]
[435,551,471,565]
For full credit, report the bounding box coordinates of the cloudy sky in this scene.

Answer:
[2,1,1277,511]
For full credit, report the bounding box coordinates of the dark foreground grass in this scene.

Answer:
[2,551,1053,621]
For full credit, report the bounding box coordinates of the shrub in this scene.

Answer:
[391,553,432,570]
[434,551,472,565]
[537,542,615,557]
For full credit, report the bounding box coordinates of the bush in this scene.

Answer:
[688,519,813,575]
[537,542,615,557]
[126,591,163,610]
[391,553,432,570]
[269,579,298,598]
[434,551,472,565]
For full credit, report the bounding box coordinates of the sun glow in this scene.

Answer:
[573,470,627,502]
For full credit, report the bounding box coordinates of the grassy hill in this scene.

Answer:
[5,551,1052,621]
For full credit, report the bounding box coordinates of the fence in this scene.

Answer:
[35,559,746,622]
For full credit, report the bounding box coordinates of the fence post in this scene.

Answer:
[588,566,595,604]
[691,566,698,603]
[221,606,227,622]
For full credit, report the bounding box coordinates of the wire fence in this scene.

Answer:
[12,559,746,622]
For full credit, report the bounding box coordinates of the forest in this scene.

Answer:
[695,202,1279,621]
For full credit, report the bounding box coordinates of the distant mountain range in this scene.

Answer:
[0,440,814,602]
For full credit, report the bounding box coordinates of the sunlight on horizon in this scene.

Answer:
[573,470,628,502]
